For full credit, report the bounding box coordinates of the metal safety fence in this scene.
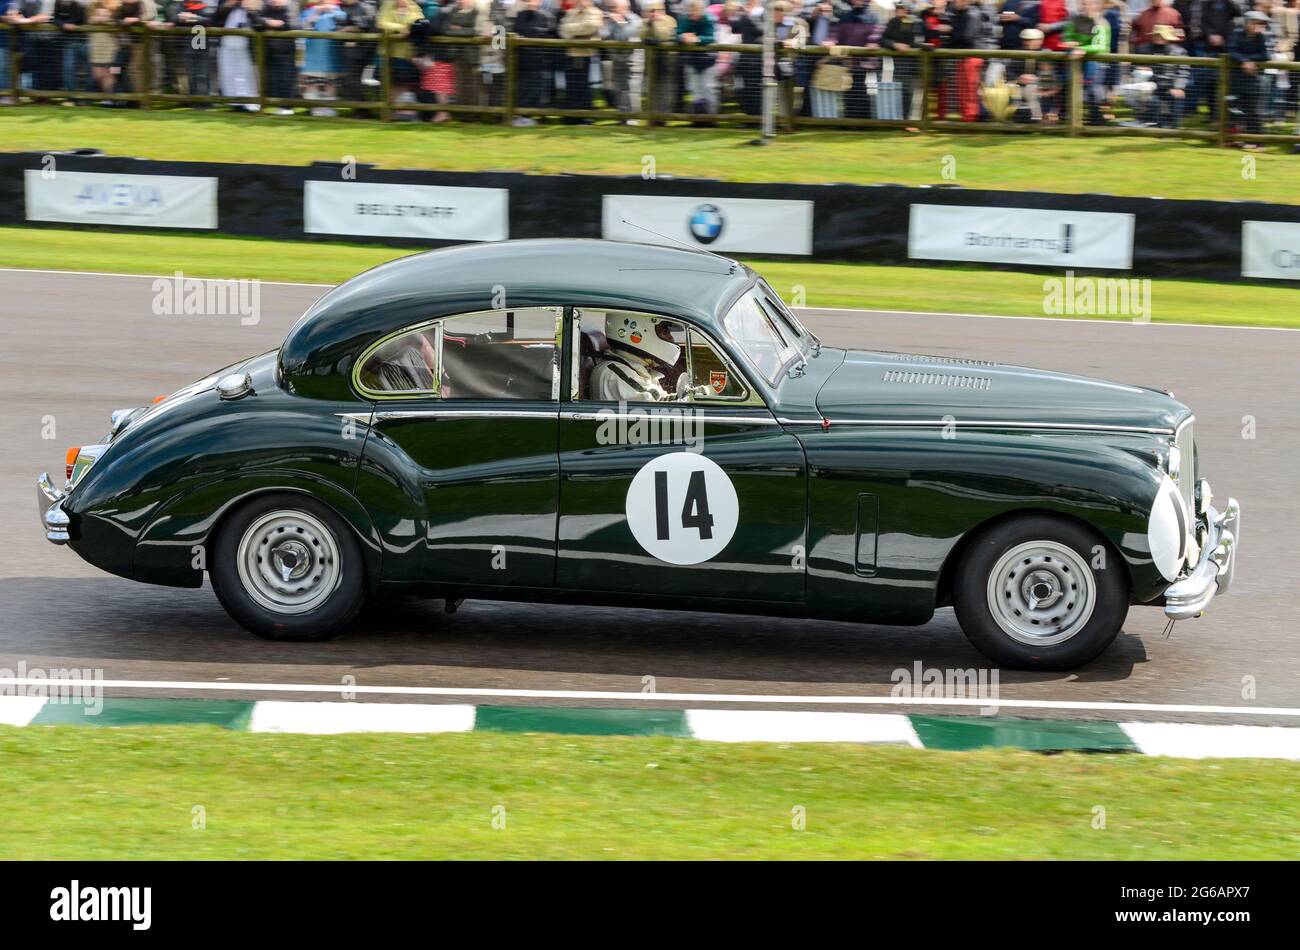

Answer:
[2,23,1297,146]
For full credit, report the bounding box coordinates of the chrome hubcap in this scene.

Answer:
[236,510,341,615]
[986,541,1096,646]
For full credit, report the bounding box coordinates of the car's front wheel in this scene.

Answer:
[953,514,1128,670]
[210,494,368,641]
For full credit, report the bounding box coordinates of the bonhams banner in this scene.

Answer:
[304,181,509,241]
[1242,220,1300,281]
[908,204,1135,270]
[603,195,814,255]
[25,170,219,229]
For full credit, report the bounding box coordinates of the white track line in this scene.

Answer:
[0,678,1296,719]
[0,267,1291,334]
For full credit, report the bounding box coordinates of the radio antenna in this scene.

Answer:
[619,218,736,274]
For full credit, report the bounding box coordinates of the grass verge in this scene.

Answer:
[2,725,1297,859]
[2,106,1296,205]
[8,225,1298,328]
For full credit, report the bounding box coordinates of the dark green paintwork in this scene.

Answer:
[58,239,1192,628]
[31,698,256,729]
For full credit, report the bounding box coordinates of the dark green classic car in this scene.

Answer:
[38,240,1239,669]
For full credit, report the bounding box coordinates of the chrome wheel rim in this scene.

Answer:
[986,540,1096,646]
[236,510,341,615]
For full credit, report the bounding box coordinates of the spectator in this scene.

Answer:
[603,0,641,117]
[1147,22,1190,128]
[376,0,422,116]
[996,0,1038,53]
[641,0,676,119]
[675,0,716,114]
[303,1,348,114]
[11,0,56,91]
[946,0,989,121]
[260,0,298,114]
[0,0,13,100]
[732,0,763,115]
[213,0,256,107]
[831,0,881,119]
[54,0,89,97]
[1175,0,1241,118]
[800,0,837,116]
[558,0,602,115]
[1062,0,1110,124]
[1012,26,1060,120]
[335,0,375,107]
[512,0,554,119]
[85,0,121,98]
[1133,0,1183,51]
[115,0,156,100]
[168,0,214,100]
[771,0,807,119]
[882,0,923,119]
[1229,8,1272,136]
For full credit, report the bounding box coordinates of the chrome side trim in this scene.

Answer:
[561,410,778,425]
[792,418,1176,434]
[372,409,560,422]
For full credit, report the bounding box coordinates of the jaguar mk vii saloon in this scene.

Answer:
[37,240,1239,670]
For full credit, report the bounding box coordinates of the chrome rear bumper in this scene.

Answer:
[37,472,69,545]
[1163,496,1240,620]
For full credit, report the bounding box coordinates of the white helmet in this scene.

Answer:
[606,313,680,367]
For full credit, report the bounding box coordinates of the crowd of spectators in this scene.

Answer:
[1,0,1296,134]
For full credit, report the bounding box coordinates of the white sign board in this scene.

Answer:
[304,181,509,241]
[908,204,1135,270]
[603,195,814,256]
[25,170,219,229]
[1242,220,1300,280]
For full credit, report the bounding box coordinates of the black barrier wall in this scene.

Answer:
[3,151,1298,283]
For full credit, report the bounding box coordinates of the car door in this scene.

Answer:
[354,307,563,589]
[556,307,807,604]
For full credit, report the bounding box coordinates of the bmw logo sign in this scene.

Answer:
[688,204,725,245]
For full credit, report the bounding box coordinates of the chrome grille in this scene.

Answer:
[1175,419,1195,518]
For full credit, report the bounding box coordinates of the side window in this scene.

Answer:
[573,309,749,403]
[356,308,560,400]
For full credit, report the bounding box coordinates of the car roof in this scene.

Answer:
[279,239,757,400]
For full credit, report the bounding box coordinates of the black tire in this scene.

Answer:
[953,514,1128,670]
[209,493,368,642]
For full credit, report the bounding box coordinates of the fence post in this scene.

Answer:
[142,27,154,110]
[503,33,517,126]
[918,49,931,130]
[380,32,392,121]
[255,29,267,112]
[8,26,19,96]
[1217,55,1231,148]
[644,44,656,126]
[1067,54,1083,136]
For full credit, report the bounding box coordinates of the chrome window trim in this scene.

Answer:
[562,410,779,425]
[351,307,564,402]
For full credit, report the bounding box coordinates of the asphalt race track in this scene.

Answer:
[3,268,1295,724]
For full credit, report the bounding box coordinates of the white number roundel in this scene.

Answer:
[625,452,739,565]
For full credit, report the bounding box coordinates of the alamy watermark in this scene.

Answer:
[0,661,104,715]
[151,271,261,326]
[890,661,1000,714]
[1043,270,1151,322]
[595,400,705,453]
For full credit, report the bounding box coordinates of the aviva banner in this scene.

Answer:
[304,181,509,241]
[24,170,218,229]
[908,204,1135,270]
[603,195,814,255]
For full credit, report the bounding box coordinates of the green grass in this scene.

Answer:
[2,725,1296,859]
[10,225,1299,328]
[3,105,1297,204]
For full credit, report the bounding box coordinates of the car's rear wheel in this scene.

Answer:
[210,494,367,641]
[953,514,1128,670]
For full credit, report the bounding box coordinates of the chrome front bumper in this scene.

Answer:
[1163,496,1240,620]
[37,472,70,545]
